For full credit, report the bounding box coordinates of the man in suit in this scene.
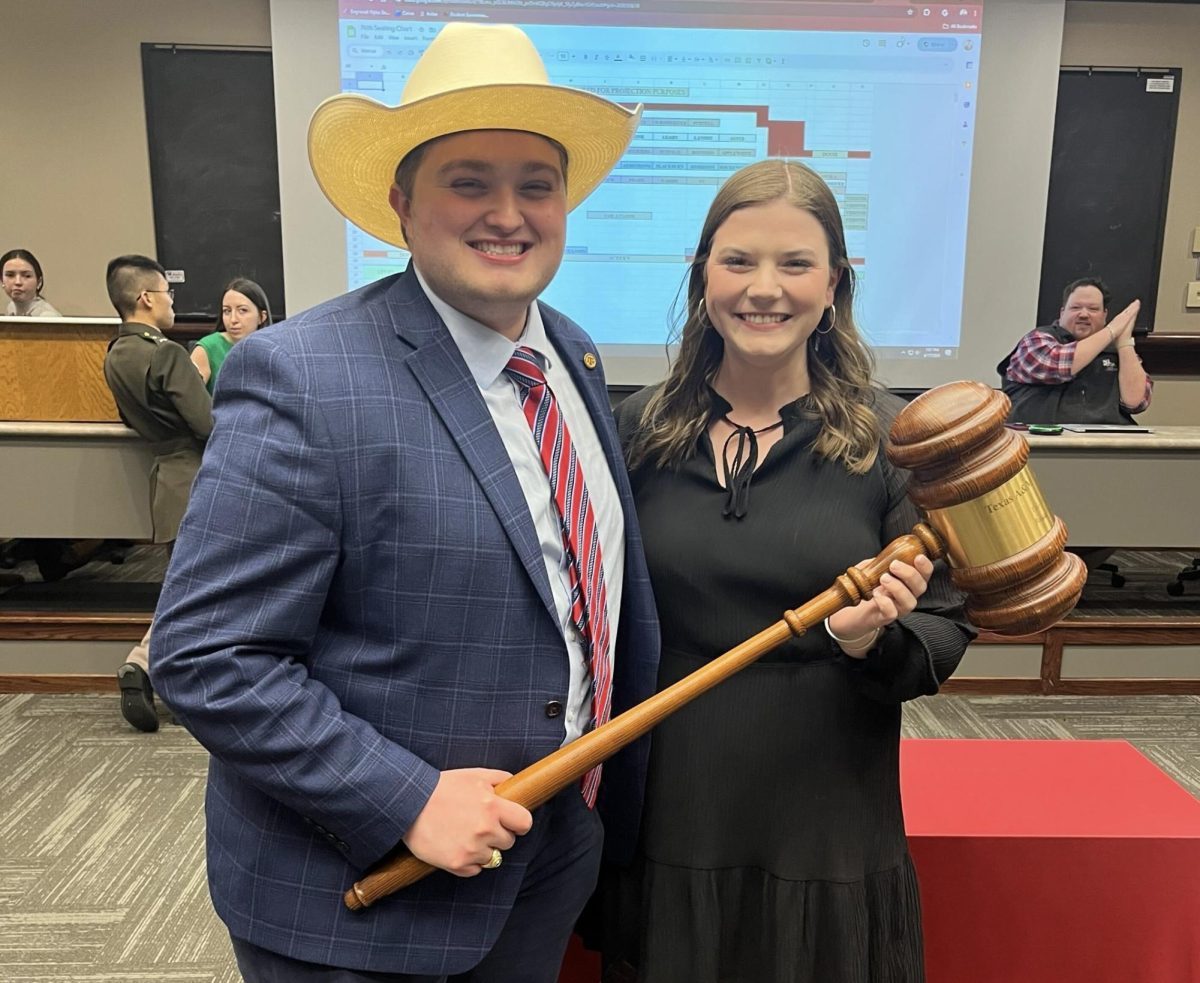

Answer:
[150,22,659,983]
[103,254,213,733]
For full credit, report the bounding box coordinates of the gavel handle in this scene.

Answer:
[344,524,944,910]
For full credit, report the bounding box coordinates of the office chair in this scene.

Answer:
[1166,558,1200,597]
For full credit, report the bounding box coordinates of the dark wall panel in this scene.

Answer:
[142,45,285,321]
[1039,68,1180,332]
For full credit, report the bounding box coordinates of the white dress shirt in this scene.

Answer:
[415,268,625,745]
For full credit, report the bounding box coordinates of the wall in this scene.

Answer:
[1138,376,1198,426]
[1062,1,1200,335]
[1,0,272,317]
[3,1,1197,344]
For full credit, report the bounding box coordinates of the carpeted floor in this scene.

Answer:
[0,693,233,982]
[0,691,1198,981]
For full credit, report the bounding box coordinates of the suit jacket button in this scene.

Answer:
[544,701,563,719]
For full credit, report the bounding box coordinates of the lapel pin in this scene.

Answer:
[583,352,598,370]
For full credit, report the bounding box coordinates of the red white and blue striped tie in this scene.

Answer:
[504,346,612,807]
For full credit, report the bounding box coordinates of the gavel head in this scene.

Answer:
[887,381,1087,636]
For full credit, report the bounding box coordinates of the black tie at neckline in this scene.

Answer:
[720,415,784,520]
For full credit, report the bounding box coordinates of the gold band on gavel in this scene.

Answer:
[923,465,1054,569]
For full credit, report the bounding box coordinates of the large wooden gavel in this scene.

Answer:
[344,381,1087,910]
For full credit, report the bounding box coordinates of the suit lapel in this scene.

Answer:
[391,273,558,622]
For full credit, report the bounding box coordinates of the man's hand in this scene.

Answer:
[402,768,534,877]
[1107,299,1140,344]
[1109,299,1150,409]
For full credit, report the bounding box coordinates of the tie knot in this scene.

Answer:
[504,346,547,390]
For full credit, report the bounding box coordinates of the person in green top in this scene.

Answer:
[191,277,272,393]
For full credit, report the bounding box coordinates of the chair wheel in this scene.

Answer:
[1167,581,1185,597]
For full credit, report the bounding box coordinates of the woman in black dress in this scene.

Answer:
[608,160,975,982]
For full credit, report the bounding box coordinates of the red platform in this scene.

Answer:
[560,739,1200,982]
[904,739,1200,983]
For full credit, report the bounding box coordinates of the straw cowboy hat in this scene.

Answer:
[308,22,643,249]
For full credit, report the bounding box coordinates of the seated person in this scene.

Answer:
[996,276,1152,424]
[1,247,100,581]
[2,249,61,317]
[190,278,271,394]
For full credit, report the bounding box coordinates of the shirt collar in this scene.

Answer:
[414,265,551,391]
[705,384,818,429]
[119,320,165,338]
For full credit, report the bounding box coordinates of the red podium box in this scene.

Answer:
[561,739,1200,982]
[904,739,1200,983]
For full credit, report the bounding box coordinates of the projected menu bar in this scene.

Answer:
[339,0,983,33]
[344,46,958,68]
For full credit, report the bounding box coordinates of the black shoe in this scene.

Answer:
[117,663,159,732]
[32,539,84,583]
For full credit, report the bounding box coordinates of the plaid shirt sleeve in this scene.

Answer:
[1122,369,1153,414]
[1004,329,1075,385]
[1005,328,1154,412]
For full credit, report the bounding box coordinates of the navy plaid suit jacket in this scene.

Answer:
[150,267,660,975]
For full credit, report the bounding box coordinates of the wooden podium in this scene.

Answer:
[0,316,122,422]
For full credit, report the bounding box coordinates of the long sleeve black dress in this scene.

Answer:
[609,384,974,983]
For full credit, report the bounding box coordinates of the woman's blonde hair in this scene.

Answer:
[626,159,882,474]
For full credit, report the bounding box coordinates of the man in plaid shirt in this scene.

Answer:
[997,276,1152,424]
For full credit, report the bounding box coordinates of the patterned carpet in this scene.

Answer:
[0,694,235,983]
[0,691,1198,981]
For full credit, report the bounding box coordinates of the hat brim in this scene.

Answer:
[308,85,642,250]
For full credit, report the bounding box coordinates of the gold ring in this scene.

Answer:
[483,848,503,870]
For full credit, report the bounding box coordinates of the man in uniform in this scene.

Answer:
[102,254,212,732]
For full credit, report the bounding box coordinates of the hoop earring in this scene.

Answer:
[811,304,836,354]
[816,304,836,335]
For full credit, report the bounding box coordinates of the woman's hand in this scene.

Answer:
[827,555,934,658]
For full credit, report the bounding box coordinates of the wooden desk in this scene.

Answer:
[0,315,209,424]
[0,316,206,541]
[1026,426,1200,548]
[1,403,1194,547]
[0,316,122,422]
[0,422,153,539]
